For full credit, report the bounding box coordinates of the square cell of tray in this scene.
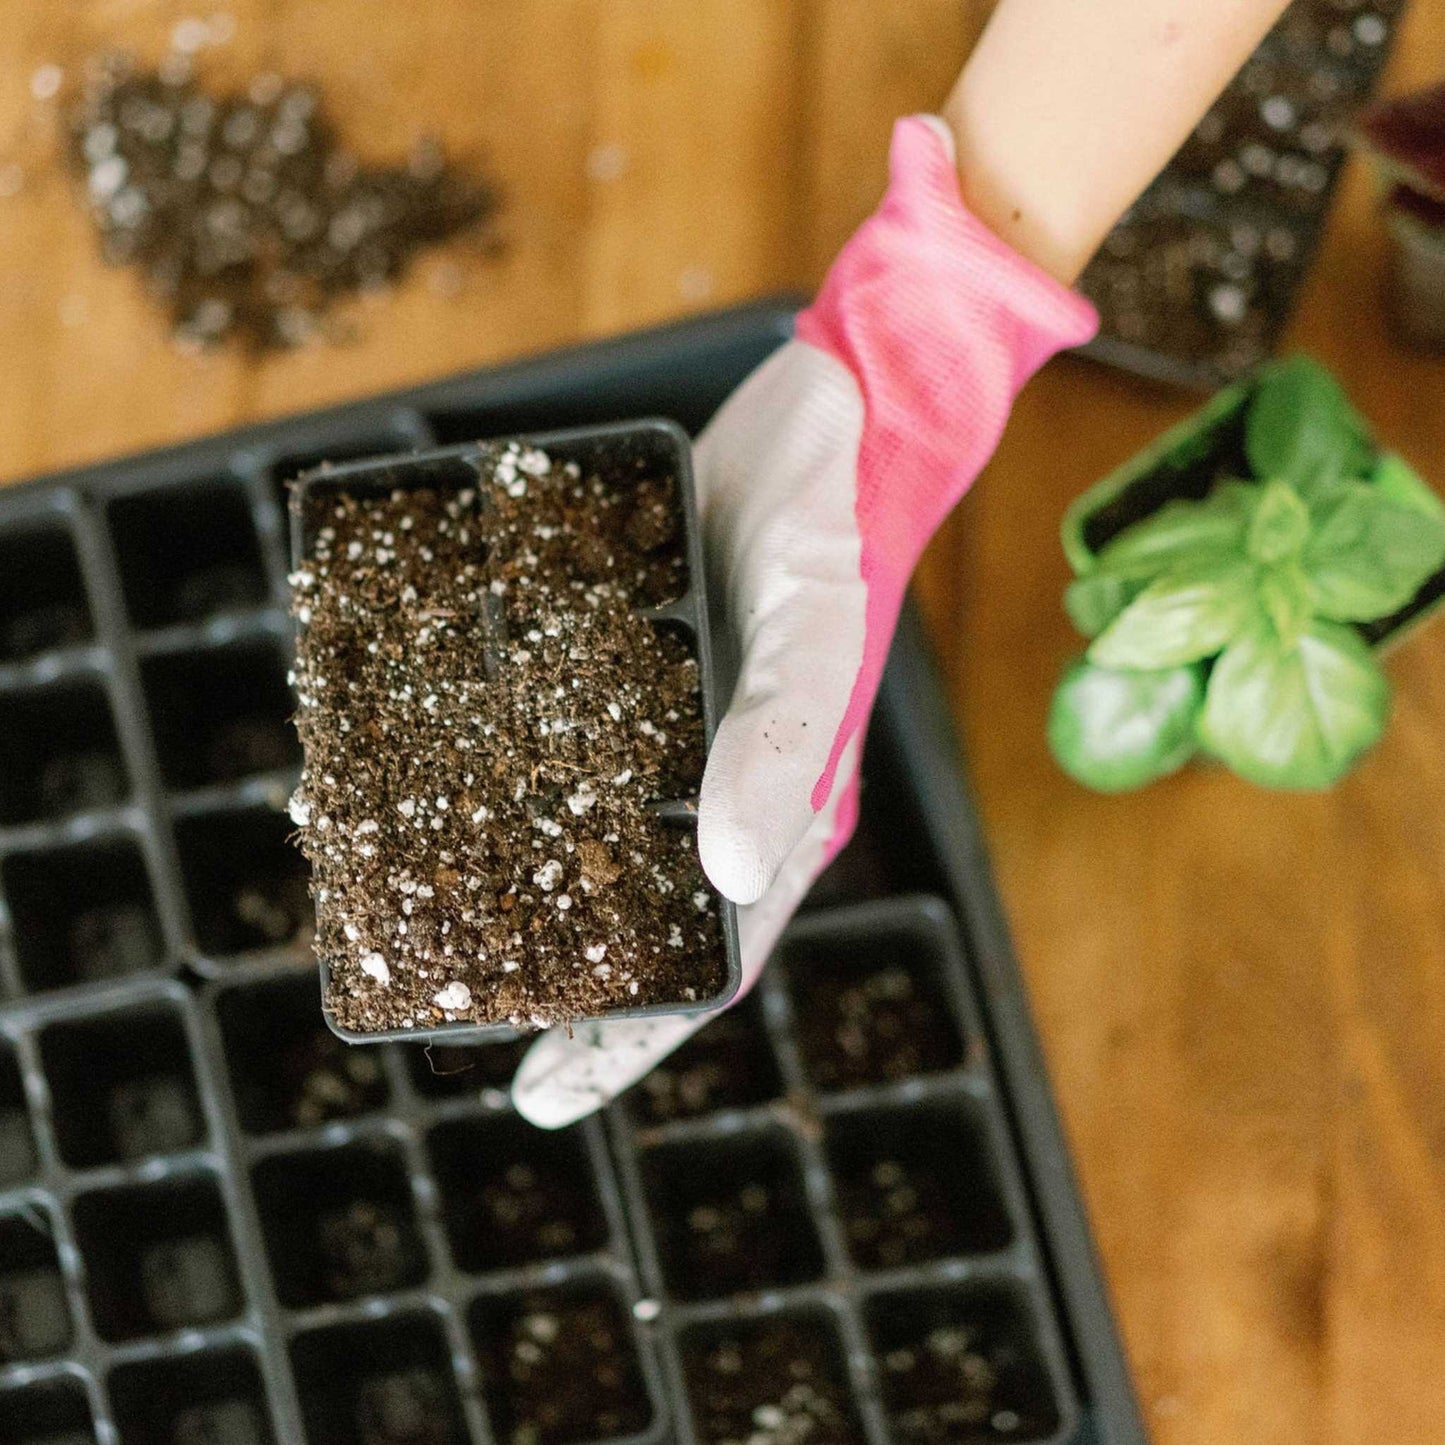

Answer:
[109,481,268,629]
[471,1282,653,1445]
[290,1311,468,1445]
[0,1208,73,1363]
[0,1043,37,1187]
[0,678,127,827]
[2,836,164,994]
[0,1377,96,1445]
[72,1175,242,1342]
[142,639,300,789]
[218,971,388,1134]
[0,522,93,663]
[426,1113,607,1273]
[109,1344,275,1445]
[639,1128,824,1301]
[253,1139,428,1307]
[39,1004,204,1168]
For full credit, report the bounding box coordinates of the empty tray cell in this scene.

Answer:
[866,1283,1061,1444]
[0,522,92,662]
[0,1208,72,1363]
[252,1139,427,1306]
[783,931,964,1091]
[427,1114,606,1273]
[175,807,312,960]
[471,1282,652,1445]
[628,991,781,1124]
[824,1101,1013,1270]
[0,1042,37,1187]
[142,640,300,789]
[639,1129,824,1300]
[0,678,127,826]
[679,1310,865,1445]
[72,1175,242,1341]
[3,838,164,993]
[110,1345,275,1445]
[218,972,388,1133]
[406,1036,530,1099]
[109,482,268,629]
[39,1005,204,1167]
[290,1311,468,1445]
[0,1377,96,1445]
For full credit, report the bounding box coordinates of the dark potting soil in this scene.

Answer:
[64,52,497,351]
[680,1319,864,1445]
[291,443,723,1032]
[477,1293,652,1445]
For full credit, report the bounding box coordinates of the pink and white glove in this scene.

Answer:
[513,115,1096,1128]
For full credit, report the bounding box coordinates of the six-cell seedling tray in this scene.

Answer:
[0,301,1144,1445]
[1078,0,1405,388]
[289,420,741,1044]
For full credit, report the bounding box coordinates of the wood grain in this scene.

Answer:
[2,4,1444,1441]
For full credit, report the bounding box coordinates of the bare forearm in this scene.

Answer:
[942,0,1291,283]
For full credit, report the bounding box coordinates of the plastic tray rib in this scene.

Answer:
[0,299,1143,1445]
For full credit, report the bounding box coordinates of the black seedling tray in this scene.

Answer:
[288,421,742,1045]
[0,300,1143,1445]
[1077,0,1405,389]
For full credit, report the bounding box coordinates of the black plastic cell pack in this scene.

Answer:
[289,420,742,1044]
[1078,0,1405,388]
[0,302,1144,1444]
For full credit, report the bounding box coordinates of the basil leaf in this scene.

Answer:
[1257,562,1312,647]
[1064,572,1138,637]
[1088,560,1257,669]
[1245,355,1373,497]
[1371,451,1445,520]
[1246,479,1310,563]
[1048,657,1203,792]
[1092,483,1251,581]
[1197,619,1390,788]
[1303,481,1445,621]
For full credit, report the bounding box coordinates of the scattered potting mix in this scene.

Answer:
[289,440,724,1032]
[62,50,497,349]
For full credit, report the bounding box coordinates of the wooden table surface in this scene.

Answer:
[3,4,1444,1442]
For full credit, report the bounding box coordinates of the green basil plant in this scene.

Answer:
[1049,356,1445,791]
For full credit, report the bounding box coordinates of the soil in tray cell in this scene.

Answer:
[3,837,164,993]
[0,1043,37,1187]
[0,678,127,826]
[40,1005,204,1167]
[291,1312,468,1445]
[291,442,725,1034]
[253,1139,427,1306]
[784,940,964,1092]
[72,1176,242,1341]
[0,523,92,663]
[108,482,268,629]
[641,1130,824,1300]
[679,1312,865,1445]
[867,1284,1061,1444]
[824,1102,1013,1270]
[176,807,313,960]
[0,1378,96,1445]
[0,1209,73,1363]
[627,992,781,1125]
[142,640,300,789]
[426,1113,607,1272]
[110,1345,275,1445]
[472,1284,652,1445]
[218,972,388,1133]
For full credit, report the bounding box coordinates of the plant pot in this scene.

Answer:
[1062,360,1445,652]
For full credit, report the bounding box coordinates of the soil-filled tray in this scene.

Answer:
[287,423,739,1042]
[0,301,1143,1445]
[1077,0,1404,389]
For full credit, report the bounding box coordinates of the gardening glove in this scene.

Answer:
[513,115,1097,1128]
